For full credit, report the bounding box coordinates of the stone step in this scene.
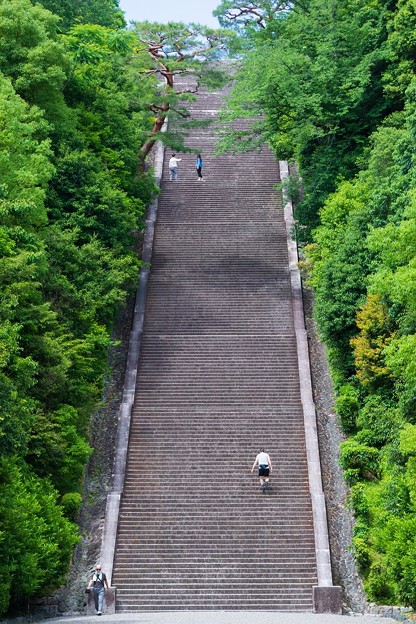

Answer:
[116,605,314,609]
[115,524,315,531]
[129,419,304,426]
[114,582,316,590]
[127,429,307,437]
[117,498,311,508]
[114,553,316,561]
[123,459,308,466]
[126,441,307,449]
[114,540,316,548]
[122,474,309,482]
[115,515,314,524]
[115,599,314,605]
[115,543,315,552]
[118,499,312,508]
[114,561,316,568]
[114,593,315,604]
[115,524,314,532]
[115,575,315,583]
[116,525,315,533]
[126,429,306,437]
[116,537,315,544]
[113,567,317,575]
[128,411,305,419]
[115,562,315,569]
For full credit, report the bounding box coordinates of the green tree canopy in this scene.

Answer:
[132,21,234,161]
[0,0,158,614]
[31,0,125,31]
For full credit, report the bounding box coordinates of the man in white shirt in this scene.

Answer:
[169,153,182,181]
[251,449,273,493]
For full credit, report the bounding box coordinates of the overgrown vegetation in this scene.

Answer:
[0,0,232,613]
[0,0,154,613]
[215,0,416,608]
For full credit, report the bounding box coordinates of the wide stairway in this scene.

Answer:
[111,83,318,610]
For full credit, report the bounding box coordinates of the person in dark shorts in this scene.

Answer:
[251,449,273,492]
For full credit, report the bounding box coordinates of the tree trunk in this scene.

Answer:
[137,105,169,173]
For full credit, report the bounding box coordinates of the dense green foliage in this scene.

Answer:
[306,9,416,605]
[33,0,125,31]
[0,0,233,612]
[215,0,416,608]
[0,0,157,614]
[217,0,397,236]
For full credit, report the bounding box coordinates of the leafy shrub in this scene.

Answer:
[0,0,157,615]
[340,439,380,482]
[379,473,411,515]
[349,483,370,518]
[351,294,394,389]
[353,536,371,572]
[354,429,379,447]
[336,384,359,433]
[365,559,398,604]
[27,406,93,493]
[352,516,371,572]
[0,459,79,614]
[343,468,362,485]
[399,423,416,457]
[383,515,416,608]
[61,492,82,522]
[357,395,402,446]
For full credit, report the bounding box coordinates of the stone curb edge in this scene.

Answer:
[99,136,166,588]
[279,161,342,614]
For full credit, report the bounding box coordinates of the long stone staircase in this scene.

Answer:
[111,83,319,610]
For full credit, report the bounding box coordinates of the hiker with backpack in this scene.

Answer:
[86,564,109,615]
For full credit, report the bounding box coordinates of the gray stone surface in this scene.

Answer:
[32,611,399,624]
[313,587,343,614]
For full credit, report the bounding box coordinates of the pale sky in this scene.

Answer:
[118,0,221,27]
